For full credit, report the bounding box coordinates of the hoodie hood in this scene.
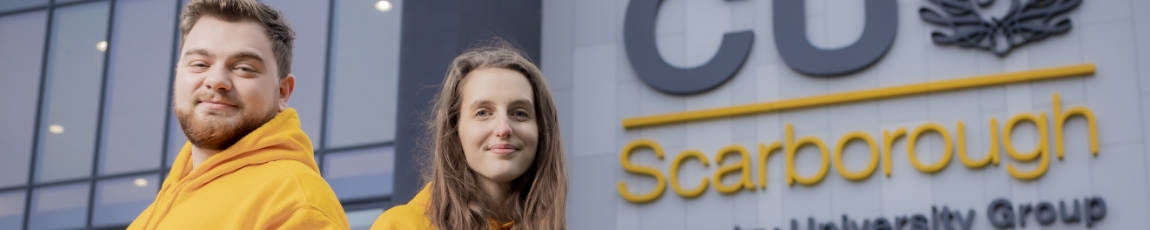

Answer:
[166,108,317,191]
[129,108,344,229]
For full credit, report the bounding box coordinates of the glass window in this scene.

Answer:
[0,190,26,230]
[164,0,194,168]
[261,0,330,145]
[98,0,177,176]
[324,145,394,200]
[92,174,159,227]
[166,114,186,168]
[0,10,47,188]
[54,0,90,5]
[325,0,403,148]
[34,0,111,183]
[0,0,48,12]
[28,182,89,230]
[347,208,384,230]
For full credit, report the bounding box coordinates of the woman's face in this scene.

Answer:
[457,68,539,184]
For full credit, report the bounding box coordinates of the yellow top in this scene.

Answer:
[371,184,513,230]
[128,108,349,229]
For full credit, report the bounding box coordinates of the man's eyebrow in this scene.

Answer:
[183,49,212,58]
[182,49,265,64]
[228,51,265,63]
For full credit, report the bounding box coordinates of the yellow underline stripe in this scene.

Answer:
[622,63,1096,129]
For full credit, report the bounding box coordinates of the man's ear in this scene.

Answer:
[278,74,295,112]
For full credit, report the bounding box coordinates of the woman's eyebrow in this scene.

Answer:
[469,99,493,110]
[508,99,534,107]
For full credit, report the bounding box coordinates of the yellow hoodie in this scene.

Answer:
[128,108,349,229]
[370,184,512,230]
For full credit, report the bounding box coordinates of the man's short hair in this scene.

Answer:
[180,0,295,78]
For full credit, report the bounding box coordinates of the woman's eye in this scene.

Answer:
[512,110,529,118]
[476,110,491,117]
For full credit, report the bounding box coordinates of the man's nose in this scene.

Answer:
[202,67,232,92]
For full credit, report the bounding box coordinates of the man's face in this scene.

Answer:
[174,16,293,151]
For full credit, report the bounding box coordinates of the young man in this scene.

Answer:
[128,0,348,229]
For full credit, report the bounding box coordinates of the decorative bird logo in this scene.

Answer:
[920,0,1082,56]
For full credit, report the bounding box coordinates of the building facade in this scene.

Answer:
[547,0,1150,229]
[2,0,1150,229]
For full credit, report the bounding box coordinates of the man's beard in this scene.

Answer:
[175,92,278,151]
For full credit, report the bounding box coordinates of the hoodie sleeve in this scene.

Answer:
[268,205,350,230]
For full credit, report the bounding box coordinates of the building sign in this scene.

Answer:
[624,0,899,95]
[618,92,1097,200]
[616,0,1105,229]
[734,197,1107,230]
[624,0,1084,94]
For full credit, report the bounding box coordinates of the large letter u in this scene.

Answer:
[773,0,898,76]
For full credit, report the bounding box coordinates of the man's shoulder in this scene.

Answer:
[236,159,347,221]
[239,159,324,183]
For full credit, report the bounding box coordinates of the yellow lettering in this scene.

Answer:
[907,123,953,173]
[1003,113,1050,180]
[883,128,906,177]
[957,120,1000,168]
[671,150,709,197]
[1052,93,1100,158]
[786,124,830,186]
[713,145,754,194]
[618,95,1105,203]
[758,141,782,189]
[618,139,667,203]
[834,131,880,180]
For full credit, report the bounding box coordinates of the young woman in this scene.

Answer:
[372,42,568,230]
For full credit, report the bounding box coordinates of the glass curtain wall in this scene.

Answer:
[0,0,402,229]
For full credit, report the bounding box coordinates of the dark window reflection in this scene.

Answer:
[34,1,110,183]
[28,182,89,230]
[325,145,395,200]
[0,191,26,229]
[92,174,160,227]
[0,10,48,188]
[325,0,402,148]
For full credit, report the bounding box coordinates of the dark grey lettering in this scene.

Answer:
[910,214,929,230]
[874,217,892,230]
[1086,197,1106,228]
[1018,203,1033,227]
[1060,199,1081,223]
[955,209,975,230]
[623,0,753,95]
[772,0,898,76]
[987,199,1016,228]
[1035,201,1057,225]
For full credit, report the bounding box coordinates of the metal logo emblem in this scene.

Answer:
[920,0,1082,55]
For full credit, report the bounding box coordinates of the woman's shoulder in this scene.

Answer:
[371,183,434,230]
[380,204,427,219]
[369,204,433,230]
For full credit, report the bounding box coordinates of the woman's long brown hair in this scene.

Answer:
[423,40,567,230]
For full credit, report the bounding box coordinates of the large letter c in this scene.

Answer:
[624,0,754,95]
